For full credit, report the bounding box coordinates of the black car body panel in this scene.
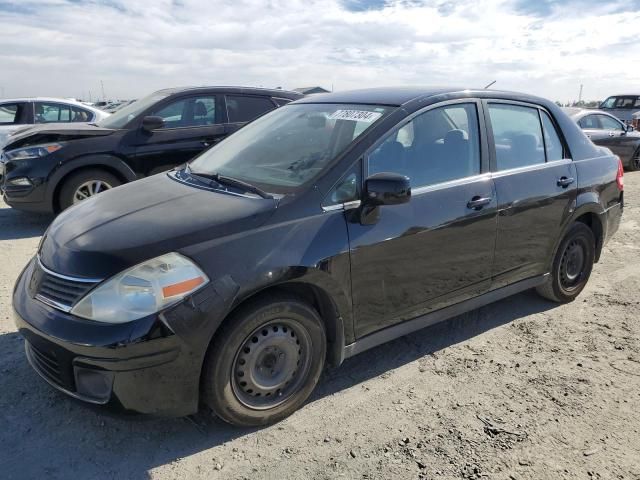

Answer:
[1,87,302,213]
[565,108,640,169]
[13,87,623,416]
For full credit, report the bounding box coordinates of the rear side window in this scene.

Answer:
[0,103,22,124]
[369,103,481,187]
[578,115,599,129]
[71,106,93,122]
[488,104,545,170]
[35,102,72,123]
[226,95,275,123]
[540,111,565,161]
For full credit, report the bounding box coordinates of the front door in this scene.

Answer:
[132,95,226,176]
[486,101,578,288]
[347,101,498,338]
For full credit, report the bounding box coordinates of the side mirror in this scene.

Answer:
[627,124,635,133]
[364,172,411,206]
[141,116,165,132]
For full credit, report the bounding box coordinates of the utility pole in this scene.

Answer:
[578,84,583,104]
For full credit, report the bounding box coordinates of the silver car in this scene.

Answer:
[0,97,110,147]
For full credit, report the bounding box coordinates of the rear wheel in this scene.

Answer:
[202,295,326,427]
[627,149,640,172]
[536,222,595,303]
[58,169,121,211]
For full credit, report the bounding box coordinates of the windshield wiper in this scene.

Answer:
[186,166,273,199]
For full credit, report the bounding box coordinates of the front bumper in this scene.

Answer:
[13,257,234,416]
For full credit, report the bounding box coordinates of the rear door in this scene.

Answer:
[346,100,497,338]
[224,95,278,135]
[592,114,637,162]
[131,94,226,175]
[486,101,577,288]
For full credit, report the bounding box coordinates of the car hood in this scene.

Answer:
[3,122,116,150]
[39,173,278,279]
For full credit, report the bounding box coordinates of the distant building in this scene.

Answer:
[294,86,331,95]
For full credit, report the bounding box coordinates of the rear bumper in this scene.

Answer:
[603,201,623,246]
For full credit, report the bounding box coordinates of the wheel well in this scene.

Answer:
[222,283,345,367]
[575,212,603,262]
[52,165,129,212]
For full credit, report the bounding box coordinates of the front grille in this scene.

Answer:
[30,258,101,312]
[26,341,75,391]
[38,273,95,308]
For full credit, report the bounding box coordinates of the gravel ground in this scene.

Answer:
[0,174,639,480]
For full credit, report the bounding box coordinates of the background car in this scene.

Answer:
[598,94,640,125]
[0,97,109,147]
[564,107,640,171]
[1,87,302,213]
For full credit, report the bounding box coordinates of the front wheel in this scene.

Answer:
[202,295,326,427]
[627,149,640,172]
[58,169,121,211]
[536,222,595,303]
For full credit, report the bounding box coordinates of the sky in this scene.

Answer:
[0,0,638,103]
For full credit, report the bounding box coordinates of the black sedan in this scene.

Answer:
[0,86,302,213]
[14,87,623,426]
[564,107,640,171]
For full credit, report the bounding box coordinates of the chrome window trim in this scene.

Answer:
[411,173,493,196]
[490,158,572,179]
[322,200,361,212]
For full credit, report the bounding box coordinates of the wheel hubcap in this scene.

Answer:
[231,321,311,410]
[73,180,112,204]
[560,239,586,290]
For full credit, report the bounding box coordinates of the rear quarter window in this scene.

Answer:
[226,96,276,123]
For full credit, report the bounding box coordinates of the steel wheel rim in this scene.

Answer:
[231,320,312,410]
[73,180,112,204]
[559,238,586,291]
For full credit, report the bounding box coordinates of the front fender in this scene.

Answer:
[45,154,137,207]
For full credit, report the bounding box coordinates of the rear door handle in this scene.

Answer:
[557,176,575,188]
[202,138,219,147]
[467,196,492,210]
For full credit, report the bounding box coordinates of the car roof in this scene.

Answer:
[153,86,303,99]
[562,107,616,119]
[0,97,107,112]
[291,86,553,107]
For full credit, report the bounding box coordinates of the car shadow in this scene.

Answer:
[0,290,557,479]
[0,203,52,240]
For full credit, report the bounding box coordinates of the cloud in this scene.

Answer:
[0,0,638,102]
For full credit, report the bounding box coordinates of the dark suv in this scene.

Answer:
[13,87,623,427]
[0,87,302,212]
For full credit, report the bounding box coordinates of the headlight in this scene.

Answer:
[4,143,64,161]
[71,252,209,324]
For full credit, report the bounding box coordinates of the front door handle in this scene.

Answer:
[609,132,616,137]
[557,176,575,188]
[467,196,492,210]
[202,138,219,147]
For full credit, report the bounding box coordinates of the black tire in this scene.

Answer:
[202,294,326,427]
[627,149,640,172]
[536,222,595,303]
[58,169,121,211]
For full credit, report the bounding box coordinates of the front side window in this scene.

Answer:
[189,103,391,194]
[368,103,481,187]
[35,103,72,123]
[600,97,616,109]
[597,114,624,131]
[0,103,21,124]
[226,96,275,123]
[488,103,545,170]
[97,91,171,129]
[151,96,218,129]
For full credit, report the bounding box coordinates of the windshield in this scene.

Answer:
[188,103,391,194]
[97,92,170,129]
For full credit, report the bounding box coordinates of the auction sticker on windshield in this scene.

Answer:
[328,110,382,123]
